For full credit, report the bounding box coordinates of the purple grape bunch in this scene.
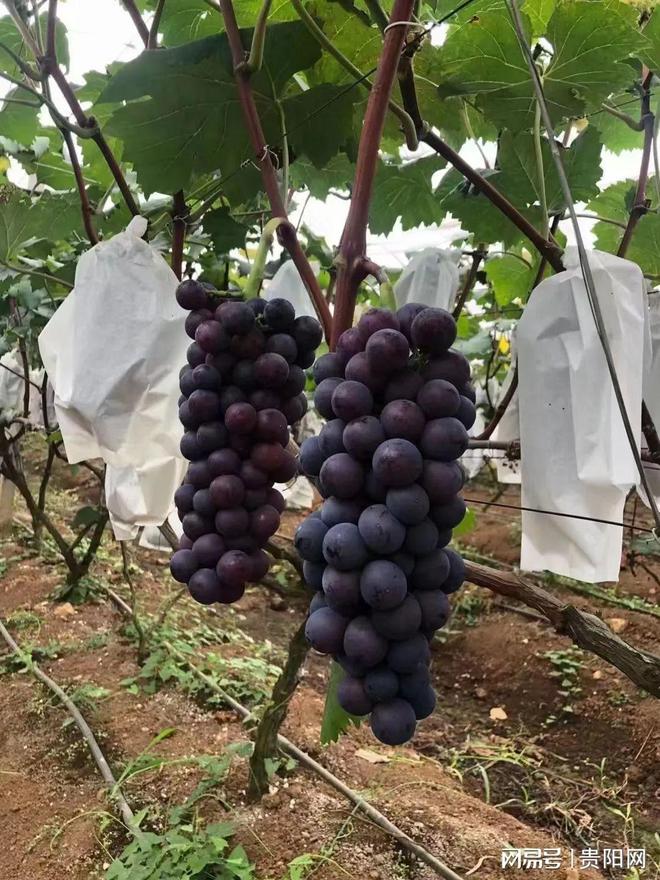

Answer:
[297,304,473,746]
[170,279,322,605]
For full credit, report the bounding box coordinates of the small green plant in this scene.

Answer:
[6,609,42,633]
[0,639,63,675]
[542,647,584,719]
[60,683,110,728]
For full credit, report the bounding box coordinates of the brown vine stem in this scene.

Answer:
[148,0,166,49]
[59,127,99,245]
[331,0,416,348]
[452,248,485,319]
[617,70,653,258]
[119,0,150,45]
[217,0,332,341]
[171,191,187,280]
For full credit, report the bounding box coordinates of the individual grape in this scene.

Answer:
[247,296,266,316]
[365,329,410,374]
[335,652,368,678]
[180,431,203,461]
[192,533,225,567]
[179,535,193,550]
[410,548,450,590]
[364,666,399,702]
[383,369,424,404]
[209,474,245,509]
[388,550,415,577]
[216,579,246,604]
[197,421,228,454]
[430,495,467,529]
[271,450,298,483]
[422,350,471,387]
[179,369,196,397]
[295,347,316,369]
[217,300,255,335]
[250,389,281,411]
[179,401,198,430]
[217,549,252,588]
[371,594,422,640]
[299,436,324,477]
[411,307,456,354]
[396,302,427,341]
[170,549,197,583]
[191,363,221,392]
[240,461,269,489]
[342,416,384,460]
[303,560,325,591]
[420,417,469,461]
[370,699,417,746]
[358,505,405,555]
[177,279,209,311]
[414,590,450,633]
[460,382,476,403]
[182,512,213,541]
[364,469,387,502]
[336,327,365,361]
[192,488,216,518]
[244,488,267,511]
[187,342,206,368]
[230,327,265,359]
[215,508,250,538]
[385,485,430,526]
[264,297,295,331]
[320,497,363,527]
[407,683,436,720]
[331,380,373,422]
[305,607,348,654]
[188,568,221,604]
[380,399,426,443]
[322,523,369,570]
[319,453,364,499]
[225,402,257,435]
[266,487,285,512]
[313,352,346,383]
[314,377,343,420]
[309,592,327,613]
[249,548,270,581]
[220,385,246,414]
[266,332,297,363]
[420,460,465,504]
[251,442,284,473]
[318,419,346,457]
[343,616,388,667]
[344,352,387,394]
[188,389,221,422]
[456,395,476,430]
[417,379,460,419]
[195,320,230,355]
[254,352,290,389]
[232,360,257,392]
[359,307,401,338]
[442,548,465,594]
[186,460,212,488]
[280,365,306,398]
[281,393,307,425]
[175,483,196,514]
[387,633,430,674]
[293,315,323,351]
[322,567,362,614]
[372,439,423,488]
[295,517,329,562]
[207,448,241,478]
[338,676,373,716]
[207,351,236,379]
[360,559,407,609]
[404,518,439,556]
[250,505,280,542]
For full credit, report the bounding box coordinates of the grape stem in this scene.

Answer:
[217,0,333,341]
[244,217,287,299]
[246,0,273,72]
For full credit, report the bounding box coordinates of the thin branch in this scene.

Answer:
[0,259,74,290]
[574,212,626,229]
[2,0,40,57]
[60,127,99,245]
[364,0,389,31]
[476,366,518,440]
[147,0,166,49]
[0,40,40,79]
[247,0,272,71]
[601,101,643,131]
[119,0,150,45]
[618,70,654,257]
[36,442,55,518]
[452,248,484,319]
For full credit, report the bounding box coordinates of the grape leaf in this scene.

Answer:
[588,178,637,253]
[284,84,357,168]
[0,89,39,147]
[591,93,653,156]
[369,156,445,235]
[289,154,354,199]
[0,188,82,260]
[522,0,556,35]
[636,6,660,71]
[203,208,247,254]
[485,253,537,305]
[320,661,361,745]
[0,14,69,74]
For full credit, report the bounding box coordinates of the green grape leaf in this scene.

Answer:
[591,95,652,156]
[637,7,660,71]
[320,661,362,745]
[0,188,82,260]
[0,14,69,75]
[0,89,40,147]
[101,23,322,195]
[588,178,636,253]
[485,253,537,305]
[284,84,357,169]
[203,208,247,254]
[142,0,219,45]
[522,0,556,35]
[369,156,445,236]
[289,153,354,200]
[594,212,660,276]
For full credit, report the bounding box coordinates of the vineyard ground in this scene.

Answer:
[0,450,658,880]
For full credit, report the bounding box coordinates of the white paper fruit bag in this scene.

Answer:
[394,248,460,311]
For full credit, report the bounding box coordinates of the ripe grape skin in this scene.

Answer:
[251,442,285,473]
[248,297,266,316]
[216,548,252,588]
[179,401,198,430]
[410,307,456,354]
[456,395,476,429]
[309,592,327,613]
[335,652,368,678]
[186,460,212,488]
[416,379,460,419]
[318,419,346,457]
[420,460,465,504]
[281,393,307,425]
[293,315,324,351]
[336,327,365,362]
[177,279,208,310]
[170,549,197,583]
[300,436,324,477]
[364,469,387,502]
[197,421,228,454]
[385,484,430,526]
[232,359,257,392]
[266,487,285,512]
[364,666,399,702]
[388,550,415,577]
[372,438,423,488]
[380,399,426,443]
[187,342,206,368]
[295,516,329,562]
[188,568,221,604]
[358,306,400,337]
[266,332,297,363]
[216,579,246,604]
[344,352,387,394]
[215,507,250,539]
[370,698,417,746]
[420,417,469,462]
[192,533,225,567]
[314,377,343,420]
[442,548,465,594]
[322,567,362,614]
[410,548,451,590]
[430,495,467,529]
[303,560,325,591]
[240,460,269,490]
[295,347,316,369]
[231,327,265,360]
[313,352,346,383]
[209,474,245,509]
[320,497,363,527]
[360,559,407,610]
[244,488,267,511]
[250,505,280,542]
[180,431,204,461]
[179,370,196,397]
[225,402,257,435]
[422,350,471,387]
[343,616,388,667]
[188,389,221,422]
[220,385,246,414]
[195,320,230,355]
[264,297,296,332]
[254,352,289,389]
[358,505,405,555]
[383,369,424,404]
[342,416,385,460]
[217,301,255,336]
[387,633,430,674]
[322,523,369,570]
[404,681,437,720]
[319,453,365,499]
[337,676,373,716]
[396,302,427,341]
[404,518,439,556]
[365,329,410,374]
[331,380,374,422]
[175,483,196,514]
[207,448,241,478]
[305,607,348,655]
[414,589,451,633]
[192,488,216,518]
[280,365,306,398]
[460,382,476,403]
[371,594,422,641]
[191,363,221,392]
[249,548,270,581]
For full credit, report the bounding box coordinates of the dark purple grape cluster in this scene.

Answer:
[297,304,472,746]
[170,279,322,605]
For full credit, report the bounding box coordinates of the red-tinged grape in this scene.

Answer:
[295,517,329,562]
[343,616,388,667]
[230,327,265,359]
[191,363,221,392]
[305,607,348,654]
[414,589,450,633]
[338,675,373,716]
[280,364,306,398]
[371,594,422,640]
[370,698,417,745]
[322,522,369,570]
[320,497,363,527]
[420,460,465,503]
[420,417,469,461]
[197,421,228,454]
[411,307,456,354]
[442,548,465,594]
[309,592,327,612]
[293,315,323,351]
[266,487,285,513]
[188,568,221,604]
[366,329,410,375]
[209,474,245,509]
[186,460,212,488]
[179,535,193,550]
[336,327,365,361]
[314,377,343,419]
[180,431,203,461]
[358,307,400,337]
[250,504,280,542]
[170,549,197,583]
[217,579,246,604]
[187,342,206,368]
[244,488,267,510]
[180,370,196,397]
[188,389,221,422]
[430,495,467,529]
[217,300,255,335]
[372,438,423,488]
[417,379,460,419]
[300,436,324,476]
[456,395,476,429]
[364,469,387,502]
[232,360,257,392]
[295,348,316,369]
[359,559,407,609]
[240,460,269,489]
[250,389,281,411]
[249,548,270,581]
[215,507,250,538]
[182,512,213,541]
[364,666,399,702]
[404,518,439,556]
[313,352,346,383]
[266,333,297,363]
[264,297,295,331]
[282,393,307,425]
[177,279,208,310]
[251,442,284,473]
[319,453,364,499]
[422,349,471,387]
[219,385,246,414]
[217,548,252,588]
[383,369,424,404]
[208,447,241,477]
[385,484,430,526]
[225,402,257,435]
[248,297,266,316]
[192,533,225,567]
[387,633,430,674]
[192,488,216,518]
[410,548,450,590]
[344,352,387,394]
[380,399,426,443]
[195,320,230,354]
[175,483,196,514]
[322,567,362,614]
[303,559,325,591]
[331,380,373,422]
[358,505,405,555]
[271,450,298,483]
[343,416,385,460]
[319,419,346,457]
[460,382,476,403]
[396,302,427,341]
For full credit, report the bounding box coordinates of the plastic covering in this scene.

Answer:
[38,217,188,540]
[393,248,460,311]
[517,248,648,583]
[640,291,660,508]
